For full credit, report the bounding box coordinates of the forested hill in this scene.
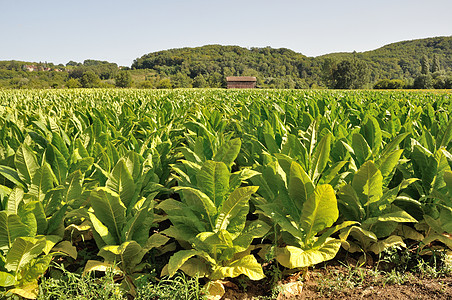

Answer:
[132,45,314,88]
[132,36,452,88]
[321,36,452,82]
[1,36,451,89]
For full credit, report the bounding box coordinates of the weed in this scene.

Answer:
[381,269,413,286]
[315,266,361,296]
[135,272,207,300]
[236,276,248,292]
[414,250,452,279]
[37,263,126,300]
[265,262,283,289]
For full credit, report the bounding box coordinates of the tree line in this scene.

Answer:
[1,36,451,89]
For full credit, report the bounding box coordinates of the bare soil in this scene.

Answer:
[298,268,452,300]
[220,265,452,300]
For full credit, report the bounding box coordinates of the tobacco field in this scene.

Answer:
[0,89,451,299]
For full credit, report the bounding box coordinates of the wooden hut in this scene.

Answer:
[226,76,257,89]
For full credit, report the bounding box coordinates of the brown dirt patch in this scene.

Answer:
[220,265,452,300]
[299,272,452,300]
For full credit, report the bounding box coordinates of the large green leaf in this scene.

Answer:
[167,249,202,277]
[433,149,451,192]
[157,199,207,236]
[0,165,25,189]
[340,225,378,252]
[276,238,341,269]
[197,161,229,208]
[6,187,24,214]
[378,132,410,160]
[51,131,69,160]
[320,160,348,185]
[444,170,452,194]
[421,233,452,251]
[5,237,46,273]
[437,117,452,149]
[122,205,154,246]
[179,258,210,278]
[374,210,418,223]
[0,271,16,287]
[229,168,260,191]
[352,133,371,166]
[213,138,241,168]
[215,186,257,235]
[233,221,270,250]
[99,241,146,274]
[305,119,317,158]
[377,149,403,179]
[144,233,170,250]
[281,134,307,167]
[352,161,383,206]
[0,212,35,251]
[9,282,40,300]
[51,241,77,259]
[368,235,405,255]
[314,221,358,249]
[14,144,39,185]
[27,201,48,235]
[210,254,265,281]
[29,163,54,202]
[263,120,279,154]
[299,184,338,241]
[123,151,143,182]
[45,144,68,185]
[64,170,83,207]
[88,212,117,246]
[46,204,67,235]
[310,133,332,182]
[174,187,216,230]
[89,187,126,244]
[288,161,314,213]
[106,159,136,209]
[337,184,364,221]
[258,203,304,240]
[361,116,382,152]
[20,253,53,288]
[193,231,232,259]
[411,145,436,191]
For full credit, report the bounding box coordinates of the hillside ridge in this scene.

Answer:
[1,36,451,89]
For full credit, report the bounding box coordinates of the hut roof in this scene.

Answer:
[226,76,257,82]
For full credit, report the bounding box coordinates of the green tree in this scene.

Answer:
[421,55,430,75]
[79,70,101,88]
[115,71,132,88]
[374,79,406,89]
[156,78,172,89]
[413,74,433,89]
[137,80,154,89]
[321,58,337,88]
[171,73,192,88]
[331,59,369,89]
[431,54,441,73]
[207,72,225,88]
[192,74,207,88]
[66,61,81,67]
[432,71,447,89]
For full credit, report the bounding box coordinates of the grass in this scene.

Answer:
[135,272,207,300]
[36,262,207,300]
[37,263,126,300]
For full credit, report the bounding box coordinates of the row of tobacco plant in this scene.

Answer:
[0,89,451,298]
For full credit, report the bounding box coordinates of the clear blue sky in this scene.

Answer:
[1,0,451,66]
